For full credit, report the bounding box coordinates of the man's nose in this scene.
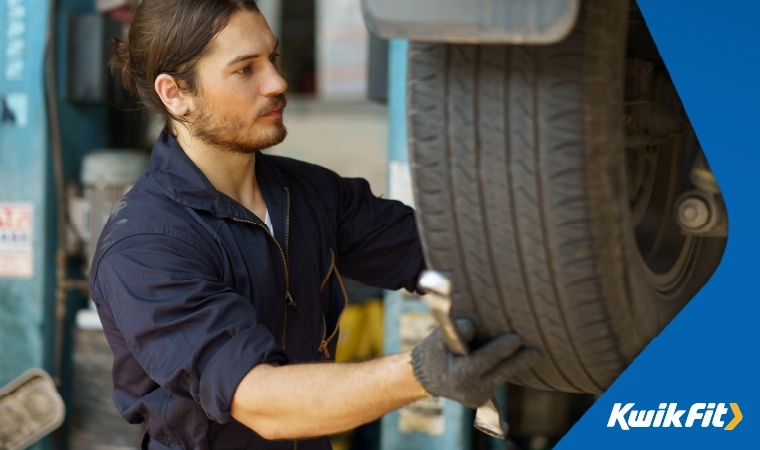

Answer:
[261,67,288,97]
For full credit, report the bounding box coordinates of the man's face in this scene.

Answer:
[187,10,288,154]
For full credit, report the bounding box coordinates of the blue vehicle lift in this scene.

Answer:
[0,0,110,449]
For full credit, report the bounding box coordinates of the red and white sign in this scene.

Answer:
[0,203,34,278]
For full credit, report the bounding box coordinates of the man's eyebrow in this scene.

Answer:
[225,38,280,66]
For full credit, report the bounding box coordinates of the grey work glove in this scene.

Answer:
[411,319,541,409]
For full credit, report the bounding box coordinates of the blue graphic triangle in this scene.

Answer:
[556,1,759,448]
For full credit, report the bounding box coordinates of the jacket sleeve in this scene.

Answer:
[335,175,427,293]
[92,233,287,425]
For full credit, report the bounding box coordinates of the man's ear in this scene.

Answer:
[155,74,193,117]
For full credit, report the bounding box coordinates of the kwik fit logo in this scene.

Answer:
[607,403,742,430]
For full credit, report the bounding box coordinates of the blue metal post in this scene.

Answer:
[386,39,408,166]
[0,1,55,449]
[380,39,472,450]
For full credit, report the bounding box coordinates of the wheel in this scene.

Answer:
[406,0,727,393]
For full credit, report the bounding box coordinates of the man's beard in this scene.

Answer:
[189,94,288,154]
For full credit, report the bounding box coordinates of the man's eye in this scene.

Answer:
[270,53,281,64]
[237,65,252,75]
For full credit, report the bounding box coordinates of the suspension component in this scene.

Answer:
[674,158,727,237]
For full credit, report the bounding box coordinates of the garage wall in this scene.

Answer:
[267,97,389,197]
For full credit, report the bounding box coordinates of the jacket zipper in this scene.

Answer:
[284,190,298,450]
[318,249,349,359]
[233,189,298,450]
[231,188,293,349]
[283,187,292,351]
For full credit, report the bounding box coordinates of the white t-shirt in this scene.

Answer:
[264,209,274,235]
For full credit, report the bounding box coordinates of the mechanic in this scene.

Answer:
[88,1,541,449]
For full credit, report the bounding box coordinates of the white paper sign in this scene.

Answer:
[0,203,34,278]
[389,161,415,209]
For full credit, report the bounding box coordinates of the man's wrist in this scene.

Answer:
[404,350,432,398]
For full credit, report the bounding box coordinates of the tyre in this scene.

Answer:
[407,0,727,393]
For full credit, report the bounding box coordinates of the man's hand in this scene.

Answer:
[411,319,541,409]
[230,319,539,441]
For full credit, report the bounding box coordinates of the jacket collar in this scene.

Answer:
[149,130,287,233]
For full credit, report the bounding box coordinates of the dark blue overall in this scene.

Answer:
[88,131,425,450]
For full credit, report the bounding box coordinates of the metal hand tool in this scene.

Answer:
[0,368,66,450]
[418,270,509,439]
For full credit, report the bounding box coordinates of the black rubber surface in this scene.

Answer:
[406,0,725,393]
